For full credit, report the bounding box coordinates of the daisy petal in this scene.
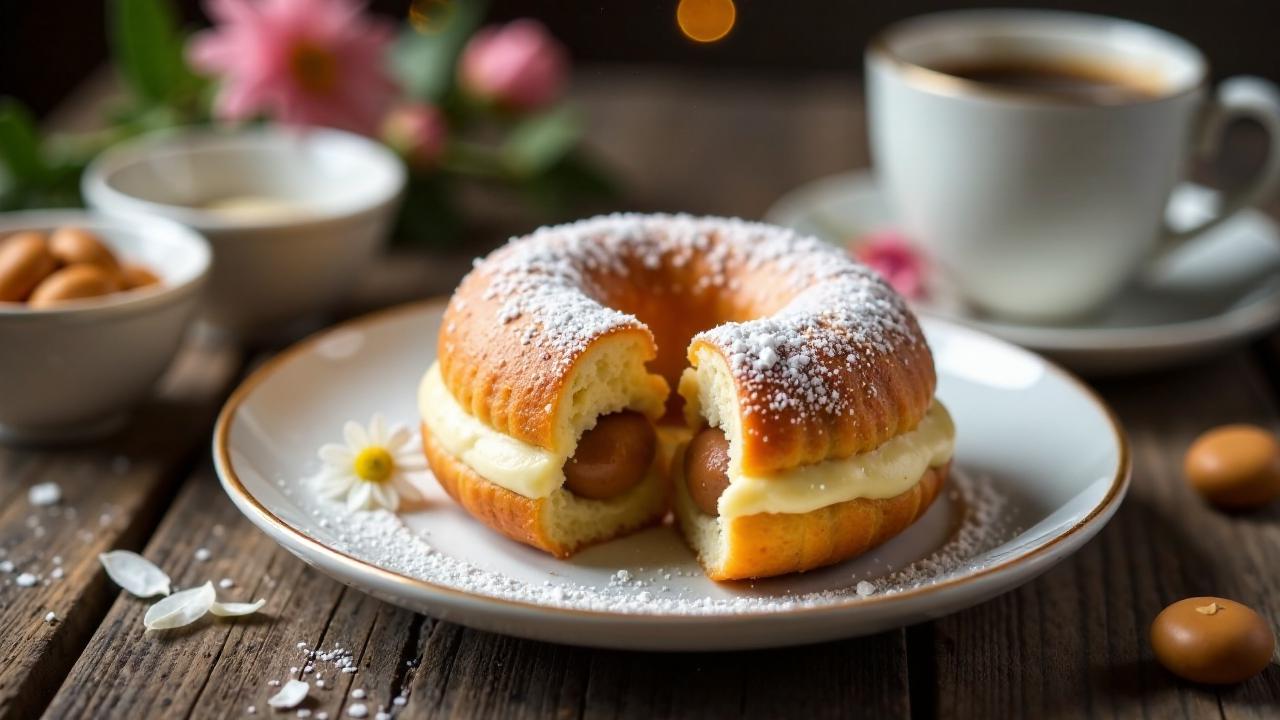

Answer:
[346,482,373,511]
[394,452,427,472]
[393,475,425,504]
[368,414,387,445]
[314,472,355,499]
[385,425,411,451]
[318,443,353,466]
[370,483,399,511]
[343,421,367,449]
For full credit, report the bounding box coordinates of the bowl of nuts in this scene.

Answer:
[0,210,211,443]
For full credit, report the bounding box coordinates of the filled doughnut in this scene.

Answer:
[419,214,955,577]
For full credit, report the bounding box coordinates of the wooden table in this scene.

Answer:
[4,70,1280,719]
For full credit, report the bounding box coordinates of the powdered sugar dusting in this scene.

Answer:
[451,213,922,422]
[296,468,1013,616]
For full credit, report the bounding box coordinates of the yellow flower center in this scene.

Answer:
[289,42,338,94]
[353,447,394,484]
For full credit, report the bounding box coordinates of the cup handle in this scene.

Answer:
[1155,76,1280,261]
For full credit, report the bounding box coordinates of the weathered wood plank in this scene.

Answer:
[0,341,239,720]
[45,456,912,719]
[44,465,394,719]
[928,353,1280,719]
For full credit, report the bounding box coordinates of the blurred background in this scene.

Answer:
[5,1,1279,118]
[0,0,1275,348]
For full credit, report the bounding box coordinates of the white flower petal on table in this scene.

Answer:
[268,679,310,709]
[318,443,354,466]
[343,421,368,450]
[144,581,215,630]
[210,598,266,617]
[99,550,171,597]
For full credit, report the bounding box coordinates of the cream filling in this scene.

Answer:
[419,363,566,498]
[717,402,955,518]
[421,361,955,515]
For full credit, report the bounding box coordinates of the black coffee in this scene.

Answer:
[929,58,1162,103]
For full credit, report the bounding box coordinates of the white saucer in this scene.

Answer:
[766,171,1280,375]
[214,300,1128,651]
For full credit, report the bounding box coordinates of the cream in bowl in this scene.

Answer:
[82,127,406,340]
[0,210,210,443]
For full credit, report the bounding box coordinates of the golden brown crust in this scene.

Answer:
[422,423,668,558]
[438,215,935,465]
[689,311,935,477]
[439,277,658,453]
[423,421,555,553]
[690,462,949,581]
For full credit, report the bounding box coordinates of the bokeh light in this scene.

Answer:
[676,0,736,44]
[408,0,453,34]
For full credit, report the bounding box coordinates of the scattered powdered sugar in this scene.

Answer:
[852,474,1012,596]
[446,214,922,426]
[300,468,1013,615]
[28,482,62,506]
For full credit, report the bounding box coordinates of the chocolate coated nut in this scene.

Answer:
[563,411,656,500]
[685,426,731,516]
[28,264,120,308]
[1184,424,1280,509]
[49,227,120,271]
[0,232,58,302]
[1151,597,1275,684]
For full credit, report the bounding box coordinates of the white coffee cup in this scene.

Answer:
[867,10,1280,321]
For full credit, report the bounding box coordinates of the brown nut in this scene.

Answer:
[28,264,121,308]
[118,263,162,290]
[1151,597,1275,684]
[685,426,731,516]
[563,411,656,500]
[48,227,120,271]
[0,231,58,302]
[1184,425,1280,510]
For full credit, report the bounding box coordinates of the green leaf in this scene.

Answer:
[391,0,488,102]
[0,99,45,182]
[501,107,582,177]
[391,173,464,249]
[111,0,193,104]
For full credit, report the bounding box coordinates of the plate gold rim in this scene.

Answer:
[214,298,1132,622]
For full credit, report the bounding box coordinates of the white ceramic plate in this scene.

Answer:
[766,170,1280,375]
[214,300,1129,651]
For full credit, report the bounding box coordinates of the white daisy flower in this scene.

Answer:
[315,414,427,512]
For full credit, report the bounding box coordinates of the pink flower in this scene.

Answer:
[188,0,398,135]
[853,230,928,299]
[383,103,448,168]
[459,20,569,112]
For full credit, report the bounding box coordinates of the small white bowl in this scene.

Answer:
[83,126,406,340]
[0,210,210,443]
